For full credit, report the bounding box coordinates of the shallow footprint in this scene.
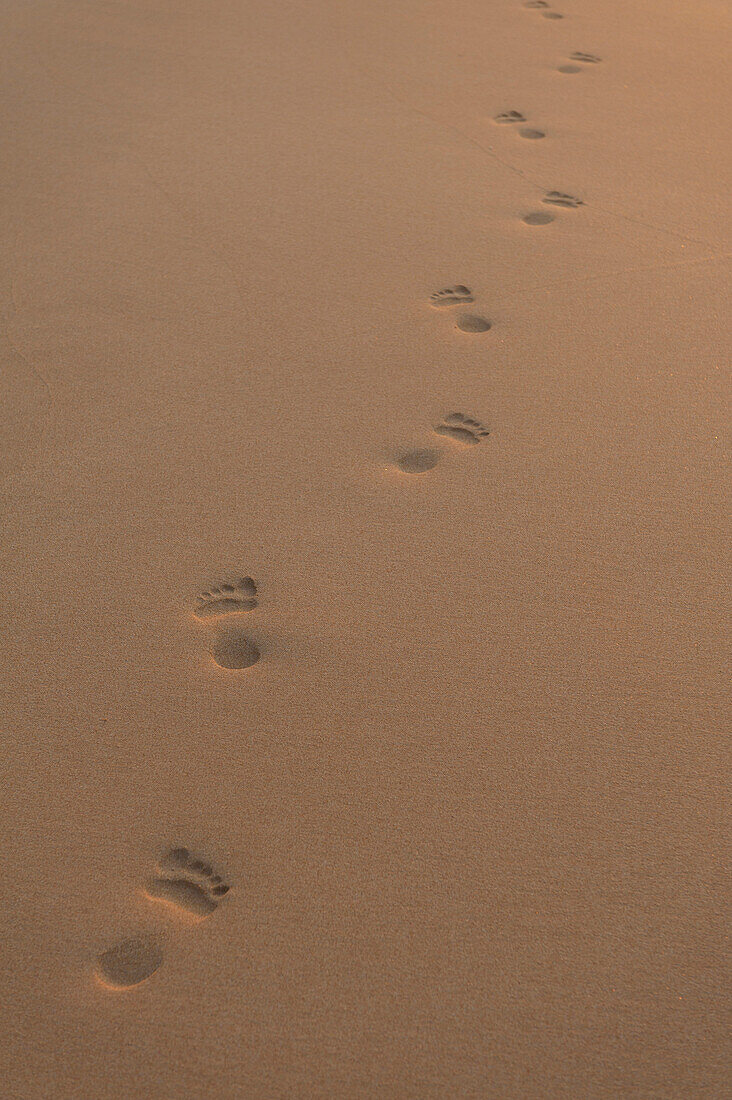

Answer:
[456,314,491,333]
[519,128,545,140]
[210,627,261,669]
[395,448,441,474]
[523,211,555,226]
[542,190,584,208]
[194,576,257,619]
[96,934,163,989]
[434,412,490,445]
[146,847,231,918]
[430,285,474,308]
[543,10,564,17]
[524,1,549,6]
[558,64,582,74]
[494,110,526,124]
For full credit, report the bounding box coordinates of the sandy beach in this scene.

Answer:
[1,0,730,1096]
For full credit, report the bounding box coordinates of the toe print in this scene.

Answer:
[96,934,163,989]
[542,190,584,208]
[494,110,526,124]
[455,314,491,333]
[434,412,490,446]
[430,285,474,308]
[194,576,258,619]
[570,51,602,63]
[146,847,231,918]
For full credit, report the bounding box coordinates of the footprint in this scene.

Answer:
[430,285,474,308]
[557,64,582,74]
[434,412,490,446]
[493,110,526,124]
[542,190,583,208]
[211,626,261,669]
[519,128,545,140]
[395,448,441,475]
[570,51,602,63]
[522,211,555,226]
[543,10,564,18]
[456,314,491,333]
[145,847,231,918]
[194,576,257,619]
[96,934,163,989]
[523,1,549,7]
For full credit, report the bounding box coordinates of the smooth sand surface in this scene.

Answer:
[1,0,730,1096]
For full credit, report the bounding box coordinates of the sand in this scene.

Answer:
[1,0,729,1096]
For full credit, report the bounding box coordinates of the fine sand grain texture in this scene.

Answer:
[0,0,730,1097]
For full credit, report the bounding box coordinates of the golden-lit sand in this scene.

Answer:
[1,0,729,1095]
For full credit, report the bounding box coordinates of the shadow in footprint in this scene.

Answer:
[211,628,261,670]
[456,314,491,333]
[523,211,555,226]
[96,934,163,989]
[395,448,441,475]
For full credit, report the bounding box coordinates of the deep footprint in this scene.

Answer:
[542,190,584,208]
[194,576,257,619]
[430,285,474,308]
[96,934,163,989]
[434,412,490,445]
[145,847,230,918]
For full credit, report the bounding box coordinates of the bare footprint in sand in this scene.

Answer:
[395,413,489,473]
[519,128,545,140]
[434,412,490,445]
[494,110,526,125]
[145,847,231,918]
[543,10,564,18]
[542,190,584,208]
[96,933,164,989]
[430,285,474,308]
[570,51,602,63]
[194,576,257,619]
